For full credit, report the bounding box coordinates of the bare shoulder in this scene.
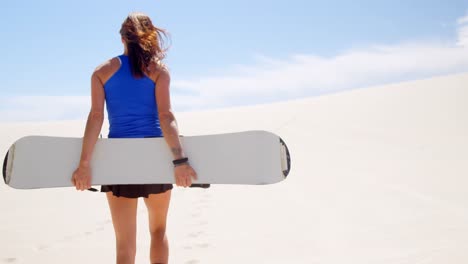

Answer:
[150,61,170,83]
[93,57,121,84]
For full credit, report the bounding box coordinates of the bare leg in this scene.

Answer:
[106,193,138,264]
[143,190,171,264]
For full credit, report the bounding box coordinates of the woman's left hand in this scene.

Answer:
[71,165,92,191]
[174,164,198,187]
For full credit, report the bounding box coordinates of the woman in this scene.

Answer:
[71,12,197,264]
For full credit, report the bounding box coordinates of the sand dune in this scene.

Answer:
[0,72,467,263]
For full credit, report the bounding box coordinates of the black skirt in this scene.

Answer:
[101,184,173,198]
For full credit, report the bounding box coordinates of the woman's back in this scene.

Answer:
[104,54,162,138]
[73,12,197,263]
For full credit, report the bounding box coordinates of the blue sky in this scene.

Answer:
[1,1,468,121]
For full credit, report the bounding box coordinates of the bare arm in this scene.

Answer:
[72,70,105,190]
[80,71,105,165]
[155,68,197,187]
[155,70,185,159]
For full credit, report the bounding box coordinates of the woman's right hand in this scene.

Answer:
[71,165,92,191]
[174,164,198,187]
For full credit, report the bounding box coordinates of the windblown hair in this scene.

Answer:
[120,12,170,78]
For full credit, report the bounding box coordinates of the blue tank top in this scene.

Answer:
[104,55,163,138]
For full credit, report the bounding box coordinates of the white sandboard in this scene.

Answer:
[3,131,291,189]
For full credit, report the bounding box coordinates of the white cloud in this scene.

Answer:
[167,12,468,111]
[0,96,90,122]
[171,43,468,111]
[457,14,468,47]
[458,14,468,24]
[2,13,468,122]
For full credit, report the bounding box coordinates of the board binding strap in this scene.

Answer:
[280,138,291,178]
[3,149,11,185]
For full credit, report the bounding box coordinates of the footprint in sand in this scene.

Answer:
[35,244,49,251]
[36,224,107,251]
[195,243,210,249]
[190,211,202,218]
[196,220,208,226]
[194,199,211,210]
[99,219,112,225]
[2,258,17,263]
[187,231,204,238]
[183,242,210,250]
[194,204,206,211]
[63,233,80,241]
[199,198,210,204]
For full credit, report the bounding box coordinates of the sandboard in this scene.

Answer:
[3,131,291,189]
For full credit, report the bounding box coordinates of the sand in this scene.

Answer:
[0,72,467,263]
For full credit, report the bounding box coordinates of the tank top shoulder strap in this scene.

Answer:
[117,54,129,66]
